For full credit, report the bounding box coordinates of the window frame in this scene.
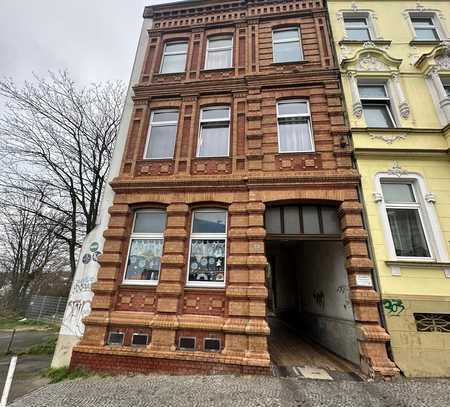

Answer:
[122,209,166,286]
[276,99,315,153]
[205,35,233,70]
[381,180,433,261]
[410,13,441,41]
[343,15,372,41]
[358,83,397,128]
[272,27,304,63]
[186,208,228,288]
[196,106,231,158]
[143,109,179,160]
[159,41,188,74]
[442,77,450,98]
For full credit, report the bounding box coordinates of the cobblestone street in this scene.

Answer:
[9,375,450,407]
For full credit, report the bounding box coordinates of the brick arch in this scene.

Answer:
[257,187,353,204]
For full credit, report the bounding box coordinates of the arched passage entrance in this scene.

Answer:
[264,203,361,377]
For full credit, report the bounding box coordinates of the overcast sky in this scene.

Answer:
[0,0,178,86]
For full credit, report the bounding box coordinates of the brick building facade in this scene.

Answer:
[71,0,398,377]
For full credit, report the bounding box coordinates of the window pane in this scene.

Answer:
[145,124,177,159]
[192,211,227,234]
[265,207,282,233]
[362,104,394,128]
[208,37,232,49]
[198,124,229,157]
[344,18,368,27]
[125,239,163,281]
[165,42,188,53]
[387,209,430,257]
[358,85,387,98]
[206,49,232,69]
[134,211,166,234]
[414,28,440,40]
[381,183,415,203]
[412,17,434,26]
[279,120,312,152]
[161,53,186,73]
[274,41,302,63]
[321,207,341,234]
[303,206,320,234]
[346,28,371,41]
[202,107,229,121]
[283,206,301,234]
[278,101,308,116]
[189,239,225,282]
[273,29,299,41]
[152,111,178,123]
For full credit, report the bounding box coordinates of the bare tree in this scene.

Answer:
[0,194,69,312]
[0,71,125,277]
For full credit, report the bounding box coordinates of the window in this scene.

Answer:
[410,15,440,41]
[442,78,450,97]
[358,84,395,128]
[197,106,230,157]
[131,333,149,346]
[107,332,124,346]
[144,110,179,159]
[187,209,227,287]
[381,182,431,258]
[179,337,196,351]
[204,338,221,352]
[277,100,314,152]
[123,210,166,285]
[205,36,233,69]
[272,27,303,63]
[265,205,340,235]
[160,42,188,73]
[344,16,371,41]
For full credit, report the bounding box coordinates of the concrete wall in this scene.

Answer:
[296,241,360,365]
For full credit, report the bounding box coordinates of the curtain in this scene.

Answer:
[206,49,231,69]
[198,124,228,157]
[146,124,176,159]
[279,120,312,152]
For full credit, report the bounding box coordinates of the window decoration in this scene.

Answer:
[381,181,431,258]
[187,209,227,287]
[414,313,450,332]
[160,42,188,74]
[123,210,166,285]
[197,106,230,157]
[265,205,340,235]
[358,84,395,128]
[272,27,303,63]
[205,36,233,69]
[144,110,179,159]
[276,100,314,153]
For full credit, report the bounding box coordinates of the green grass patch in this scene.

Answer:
[19,336,57,356]
[0,317,59,331]
[43,367,92,383]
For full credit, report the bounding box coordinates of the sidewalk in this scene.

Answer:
[9,374,450,407]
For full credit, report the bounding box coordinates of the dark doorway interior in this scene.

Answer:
[265,239,360,373]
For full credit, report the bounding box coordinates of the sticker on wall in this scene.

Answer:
[356,274,373,287]
[383,299,405,316]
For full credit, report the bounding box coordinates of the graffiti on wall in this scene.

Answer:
[312,290,325,310]
[383,299,405,316]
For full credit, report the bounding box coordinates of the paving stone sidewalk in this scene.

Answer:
[9,375,450,407]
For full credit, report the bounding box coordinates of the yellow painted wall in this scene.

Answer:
[328,0,450,377]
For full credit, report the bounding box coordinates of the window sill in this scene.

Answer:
[200,67,234,73]
[141,158,174,162]
[271,60,308,67]
[277,150,316,154]
[386,260,450,269]
[121,282,158,288]
[339,39,392,46]
[409,40,444,46]
[185,284,225,289]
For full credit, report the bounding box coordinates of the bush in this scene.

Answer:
[20,337,57,355]
[43,367,91,383]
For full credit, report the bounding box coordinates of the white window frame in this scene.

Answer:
[107,331,124,346]
[159,41,188,74]
[358,83,397,128]
[272,27,304,63]
[122,209,166,286]
[205,36,233,70]
[374,173,449,263]
[343,15,372,41]
[196,106,230,158]
[276,99,314,153]
[131,333,149,347]
[409,13,442,41]
[186,208,227,288]
[143,109,179,160]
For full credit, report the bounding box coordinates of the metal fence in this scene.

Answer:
[25,295,68,324]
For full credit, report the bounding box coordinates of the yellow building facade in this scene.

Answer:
[328,0,450,376]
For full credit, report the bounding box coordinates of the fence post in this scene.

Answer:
[0,356,18,407]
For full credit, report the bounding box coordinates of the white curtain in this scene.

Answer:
[279,120,312,152]
[146,125,176,159]
[206,50,231,69]
[198,125,228,157]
